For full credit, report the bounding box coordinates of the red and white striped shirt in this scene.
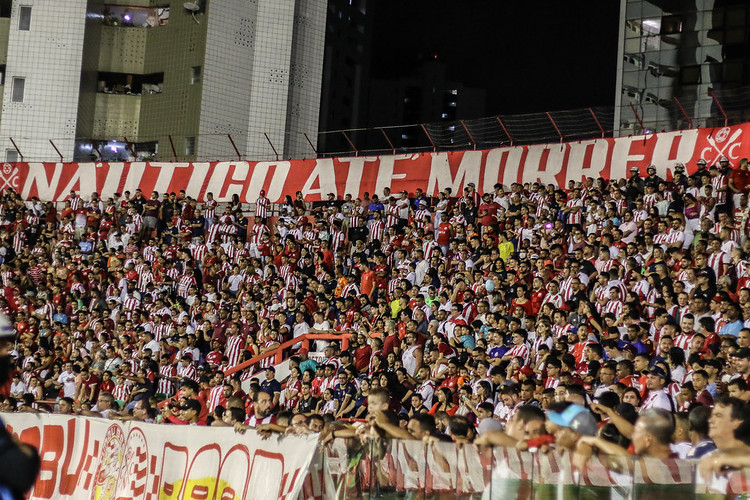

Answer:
[604,299,624,318]
[112,381,132,402]
[712,174,728,204]
[203,199,217,221]
[506,344,530,366]
[707,251,730,278]
[190,243,209,263]
[176,362,197,381]
[206,384,226,413]
[385,204,399,227]
[225,334,246,368]
[552,323,572,338]
[330,230,346,253]
[249,224,269,246]
[157,364,176,396]
[423,240,439,261]
[137,271,154,292]
[255,196,270,219]
[565,199,583,225]
[178,275,197,298]
[369,219,386,243]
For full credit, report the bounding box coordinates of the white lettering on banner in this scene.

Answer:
[247,161,291,202]
[4,123,750,203]
[427,151,482,196]
[567,139,609,182]
[302,159,337,198]
[100,162,124,199]
[522,144,566,185]
[483,147,522,192]
[610,135,644,179]
[374,153,413,196]
[224,162,250,201]
[185,162,212,199]
[58,162,95,199]
[205,162,242,201]
[340,156,377,197]
[151,162,190,196]
[123,162,147,198]
[651,129,699,178]
[2,413,318,500]
[22,162,63,200]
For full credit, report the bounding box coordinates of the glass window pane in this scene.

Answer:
[18,6,30,30]
[11,77,24,102]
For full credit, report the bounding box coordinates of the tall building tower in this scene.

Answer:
[615,0,750,136]
[317,0,373,155]
[0,0,326,163]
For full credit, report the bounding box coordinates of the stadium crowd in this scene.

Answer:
[1,156,750,477]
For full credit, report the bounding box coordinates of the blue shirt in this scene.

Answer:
[260,378,281,396]
[719,320,743,338]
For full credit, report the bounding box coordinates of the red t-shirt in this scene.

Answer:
[360,269,375,297]
[437,223,452,245]
[730,168,750,193]
[478,202,499,226]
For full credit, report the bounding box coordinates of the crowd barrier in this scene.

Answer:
[308,437,750,500]
[3,412,748,500]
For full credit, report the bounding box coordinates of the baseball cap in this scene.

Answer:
[645,366,668,379]
[547,404,598,436]
[297,348,309,355]
[733,347,750,360]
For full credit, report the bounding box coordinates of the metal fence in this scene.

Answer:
[5,84,750,163]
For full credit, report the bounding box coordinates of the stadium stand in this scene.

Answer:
[2,156,750,480]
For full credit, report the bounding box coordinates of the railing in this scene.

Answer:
[7,83,750,163]
[315,437,750,499]
[223,332,383,379]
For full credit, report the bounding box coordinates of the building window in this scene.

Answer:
[102,5,169,28]
[5,149,18,162]
[185,137,195,156]
[18,6,30,30]
[11,77,25,102]
[679,65,701,85]
[191,66,201,84]
[660,15,682,35]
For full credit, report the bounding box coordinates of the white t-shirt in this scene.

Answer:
[312,321,331,351]
[57,370,77,398]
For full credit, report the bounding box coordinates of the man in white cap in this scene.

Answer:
[626,166,645,198]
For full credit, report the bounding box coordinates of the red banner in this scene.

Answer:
[4,124,750,203]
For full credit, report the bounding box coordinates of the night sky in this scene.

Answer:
[370,0,621,119]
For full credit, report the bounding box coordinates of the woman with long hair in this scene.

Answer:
[428,387,458,416]
[343,378,371,419]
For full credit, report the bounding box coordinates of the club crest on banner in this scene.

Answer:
[92,424,126,500]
